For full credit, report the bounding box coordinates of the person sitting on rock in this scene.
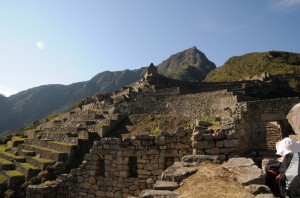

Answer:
[265,137,300,197]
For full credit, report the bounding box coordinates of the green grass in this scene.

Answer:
[0,145,5,152]
[0,151,24,160]
[0,174,7,184]
[29,145,65,154]
[20,163,39,170]
[0,157,13,165]
[6,141,13,150]
[52,141,77,146]
[12,136,26,142]
[31,156,54,163]
[206,51,300,82]
[20,149,34,153]
[5,170,24,177]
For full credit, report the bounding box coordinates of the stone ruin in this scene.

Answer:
[1,63,299,197]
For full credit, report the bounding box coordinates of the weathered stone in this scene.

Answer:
[182,155,223,164]
[220,147,239,153]
[161,162,198,182]
[195,120,212,127]
[287,103,300,135]
[154,136,166,145]
[192,140,215,149]
[244,184,271,195]
[192,130,204,141]
[222,157,255,168]
[139,190,179,198]
[203,134,213,140]
[216,141,224,148]
[146,178,154,184]
[153,180,180,191]
[119,171,129,178]
[223,139,239,147]
[225,129,238,139]
[205,147,220,155]
[88,177,96,184]
[144,164,158,170]
[173,128,186,137]
[212,129,225,140]
[222,158,263,186]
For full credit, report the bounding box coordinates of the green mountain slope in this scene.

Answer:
[205,51,300,82]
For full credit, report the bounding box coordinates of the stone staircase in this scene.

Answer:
[0,107,126,195]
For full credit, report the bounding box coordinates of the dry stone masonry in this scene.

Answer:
[4,63,299,197]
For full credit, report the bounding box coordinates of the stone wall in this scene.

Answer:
[236,97,299,153]
[26,123,242,198]
[191,125,238,158]
[57,130,193,198]
[116,90,238,121]
[265,122,282,151]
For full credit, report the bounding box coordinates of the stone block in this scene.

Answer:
[182,155,223,164]
[160,150,178,157]
[154,136,166,145]
[212,129,225,140]
[222,157,264,186]
[216,141,224,148]
[180,136,192,143]
[192,140,215,150]
[173,128,186,137]
[220,147,239,154]
[153,180,180,190]
[192,131,204,141]
[224,139,239,147]
[146,178,155,184]
[203,134,213,140]
[225,130,238,139]
[205,147,220,155]
[144,164,158,170]
[161,162,198,182]
[139,190,179,198]
[119,171,129,178]
[131,139,141,146]
[171,143,190,149]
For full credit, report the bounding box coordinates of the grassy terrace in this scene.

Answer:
[0,151,24,160]
[29,145,65,154]
[0,157,14,165]
[12,136,26,142]
[20,163,39,170]
[0,145,5,152]
[0,174,7,184]
[20,149,34,153]
[31,156,55,163]
[51,141,77,146]
[5,170,24,177]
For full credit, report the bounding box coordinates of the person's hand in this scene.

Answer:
[278,157,284,162]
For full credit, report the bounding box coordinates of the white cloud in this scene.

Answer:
[0,84,17,97]
[274,0,300,10]
[36,41,45,50]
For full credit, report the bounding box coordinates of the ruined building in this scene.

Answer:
[0,64,298,197]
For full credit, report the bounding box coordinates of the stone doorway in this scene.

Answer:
[265,121,282,151]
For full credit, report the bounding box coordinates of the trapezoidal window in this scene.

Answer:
[265,121,282,151]
[97,159,105,177]
[129,157,138,178]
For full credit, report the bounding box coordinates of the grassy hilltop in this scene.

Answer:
[206,51,300,82]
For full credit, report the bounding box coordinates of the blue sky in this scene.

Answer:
[1,0,300,96]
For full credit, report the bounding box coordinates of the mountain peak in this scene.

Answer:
[157,47,216,82]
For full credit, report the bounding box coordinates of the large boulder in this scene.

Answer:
[161,162,198,182]
[286,103,300,135]
[138,190,179,198]
[222,158,264,186]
